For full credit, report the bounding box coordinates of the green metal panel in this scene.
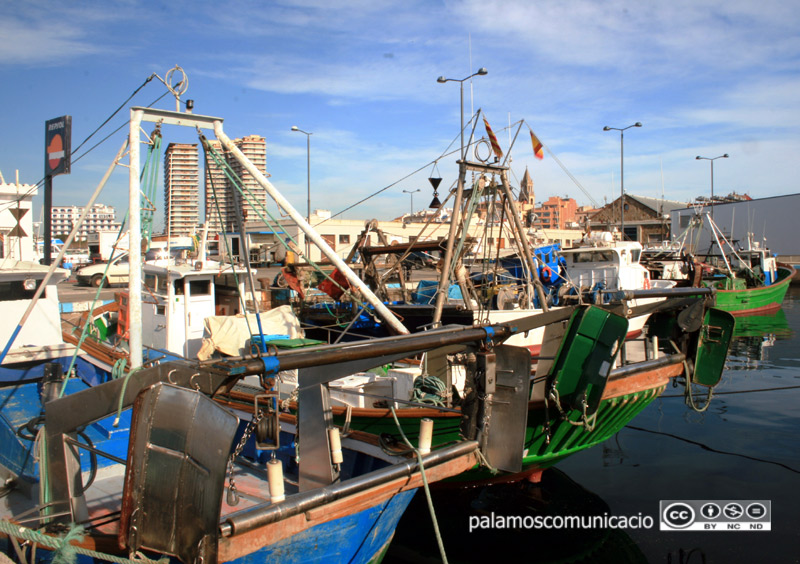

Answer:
[547,306,629,416]
[693,308,735,386]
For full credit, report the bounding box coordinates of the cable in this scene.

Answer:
[626,424,800,474]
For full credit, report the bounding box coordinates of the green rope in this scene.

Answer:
[60,129,161,398]
[61,212,130,399]
[113,366,140,427]
[410,375,447,407]
[0,520,167,564]
[389,406,449,564]
[140,129,162,247]
[112,357,127,379]
[201,139,252,339]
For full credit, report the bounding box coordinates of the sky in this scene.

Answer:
[1,0,799,230]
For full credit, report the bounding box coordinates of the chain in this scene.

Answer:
[226,410,264,506]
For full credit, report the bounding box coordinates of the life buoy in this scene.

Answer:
[540,265,552,281]
[643,276,651,290]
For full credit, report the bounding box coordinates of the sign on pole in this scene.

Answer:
[45,115,72,177]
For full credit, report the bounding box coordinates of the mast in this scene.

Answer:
[128,107,225,369]
[432,161,467,326]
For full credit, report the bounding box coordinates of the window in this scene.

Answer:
[0,280,39,301]
[339,234,350,244]
[572,250,614,263]
[189,280,211,295]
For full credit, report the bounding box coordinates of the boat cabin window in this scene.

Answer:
[0,280,39,301]
[631,249,641,263]
[571,250,614,263]
[189,280,211,295]
[144,273,157,290]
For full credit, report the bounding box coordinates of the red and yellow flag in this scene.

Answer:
[530,130,544,160]
[483,117,503,159]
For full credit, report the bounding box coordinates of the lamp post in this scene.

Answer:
[437,68,488,160]
[696,154,728,219]
[291,126,312,257]
[403,189,420,216]
[603,122,642,240]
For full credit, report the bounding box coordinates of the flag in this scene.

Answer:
[483,117,503,159]
[530,130,544,160]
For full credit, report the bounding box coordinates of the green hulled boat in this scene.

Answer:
[707,265,795,315]
[323,298,734,483]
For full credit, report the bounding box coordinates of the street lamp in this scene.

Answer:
[603,122,642,240]
[696,154,729,219]
[437,67,488,160]
[403,189,420,216]
[291,126,312,257]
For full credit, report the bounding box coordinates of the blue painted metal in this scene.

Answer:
[228,490,416,564]
[0,377,130,480]
[0,355,108,386]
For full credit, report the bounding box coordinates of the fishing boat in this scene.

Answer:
[642,212,795,315]
[1,319,536,564]
[0,258,110,389]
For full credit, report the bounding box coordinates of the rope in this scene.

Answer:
[201,139,253,339]
[388,406,449,564]
[61,195,134,397]
[410,375,448,407]
[0,520,168,564]
[682,360,713,413]
[113,366,141,428]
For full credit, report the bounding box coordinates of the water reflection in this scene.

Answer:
[726,308,793,367]
[385,469,648,563]
[388,290,800,562]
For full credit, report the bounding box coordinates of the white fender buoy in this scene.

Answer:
[418,418,434,455]
[329,427,344,465]
[267,458,285,503]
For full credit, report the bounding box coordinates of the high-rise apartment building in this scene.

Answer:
[164,143,200,237]
[204,135,267,234]
[203,139,233,233]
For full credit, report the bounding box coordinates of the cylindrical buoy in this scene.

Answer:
[267,458,285,503]
[329,427,344,465]
[418,418,433,455]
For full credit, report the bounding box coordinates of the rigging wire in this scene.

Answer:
[0,87,172,214]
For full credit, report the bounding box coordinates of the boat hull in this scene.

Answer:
[218,490,416,564]
[329,358,680,483]
[713,266,795,315]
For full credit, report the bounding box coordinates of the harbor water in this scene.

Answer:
[386,287,800,563]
